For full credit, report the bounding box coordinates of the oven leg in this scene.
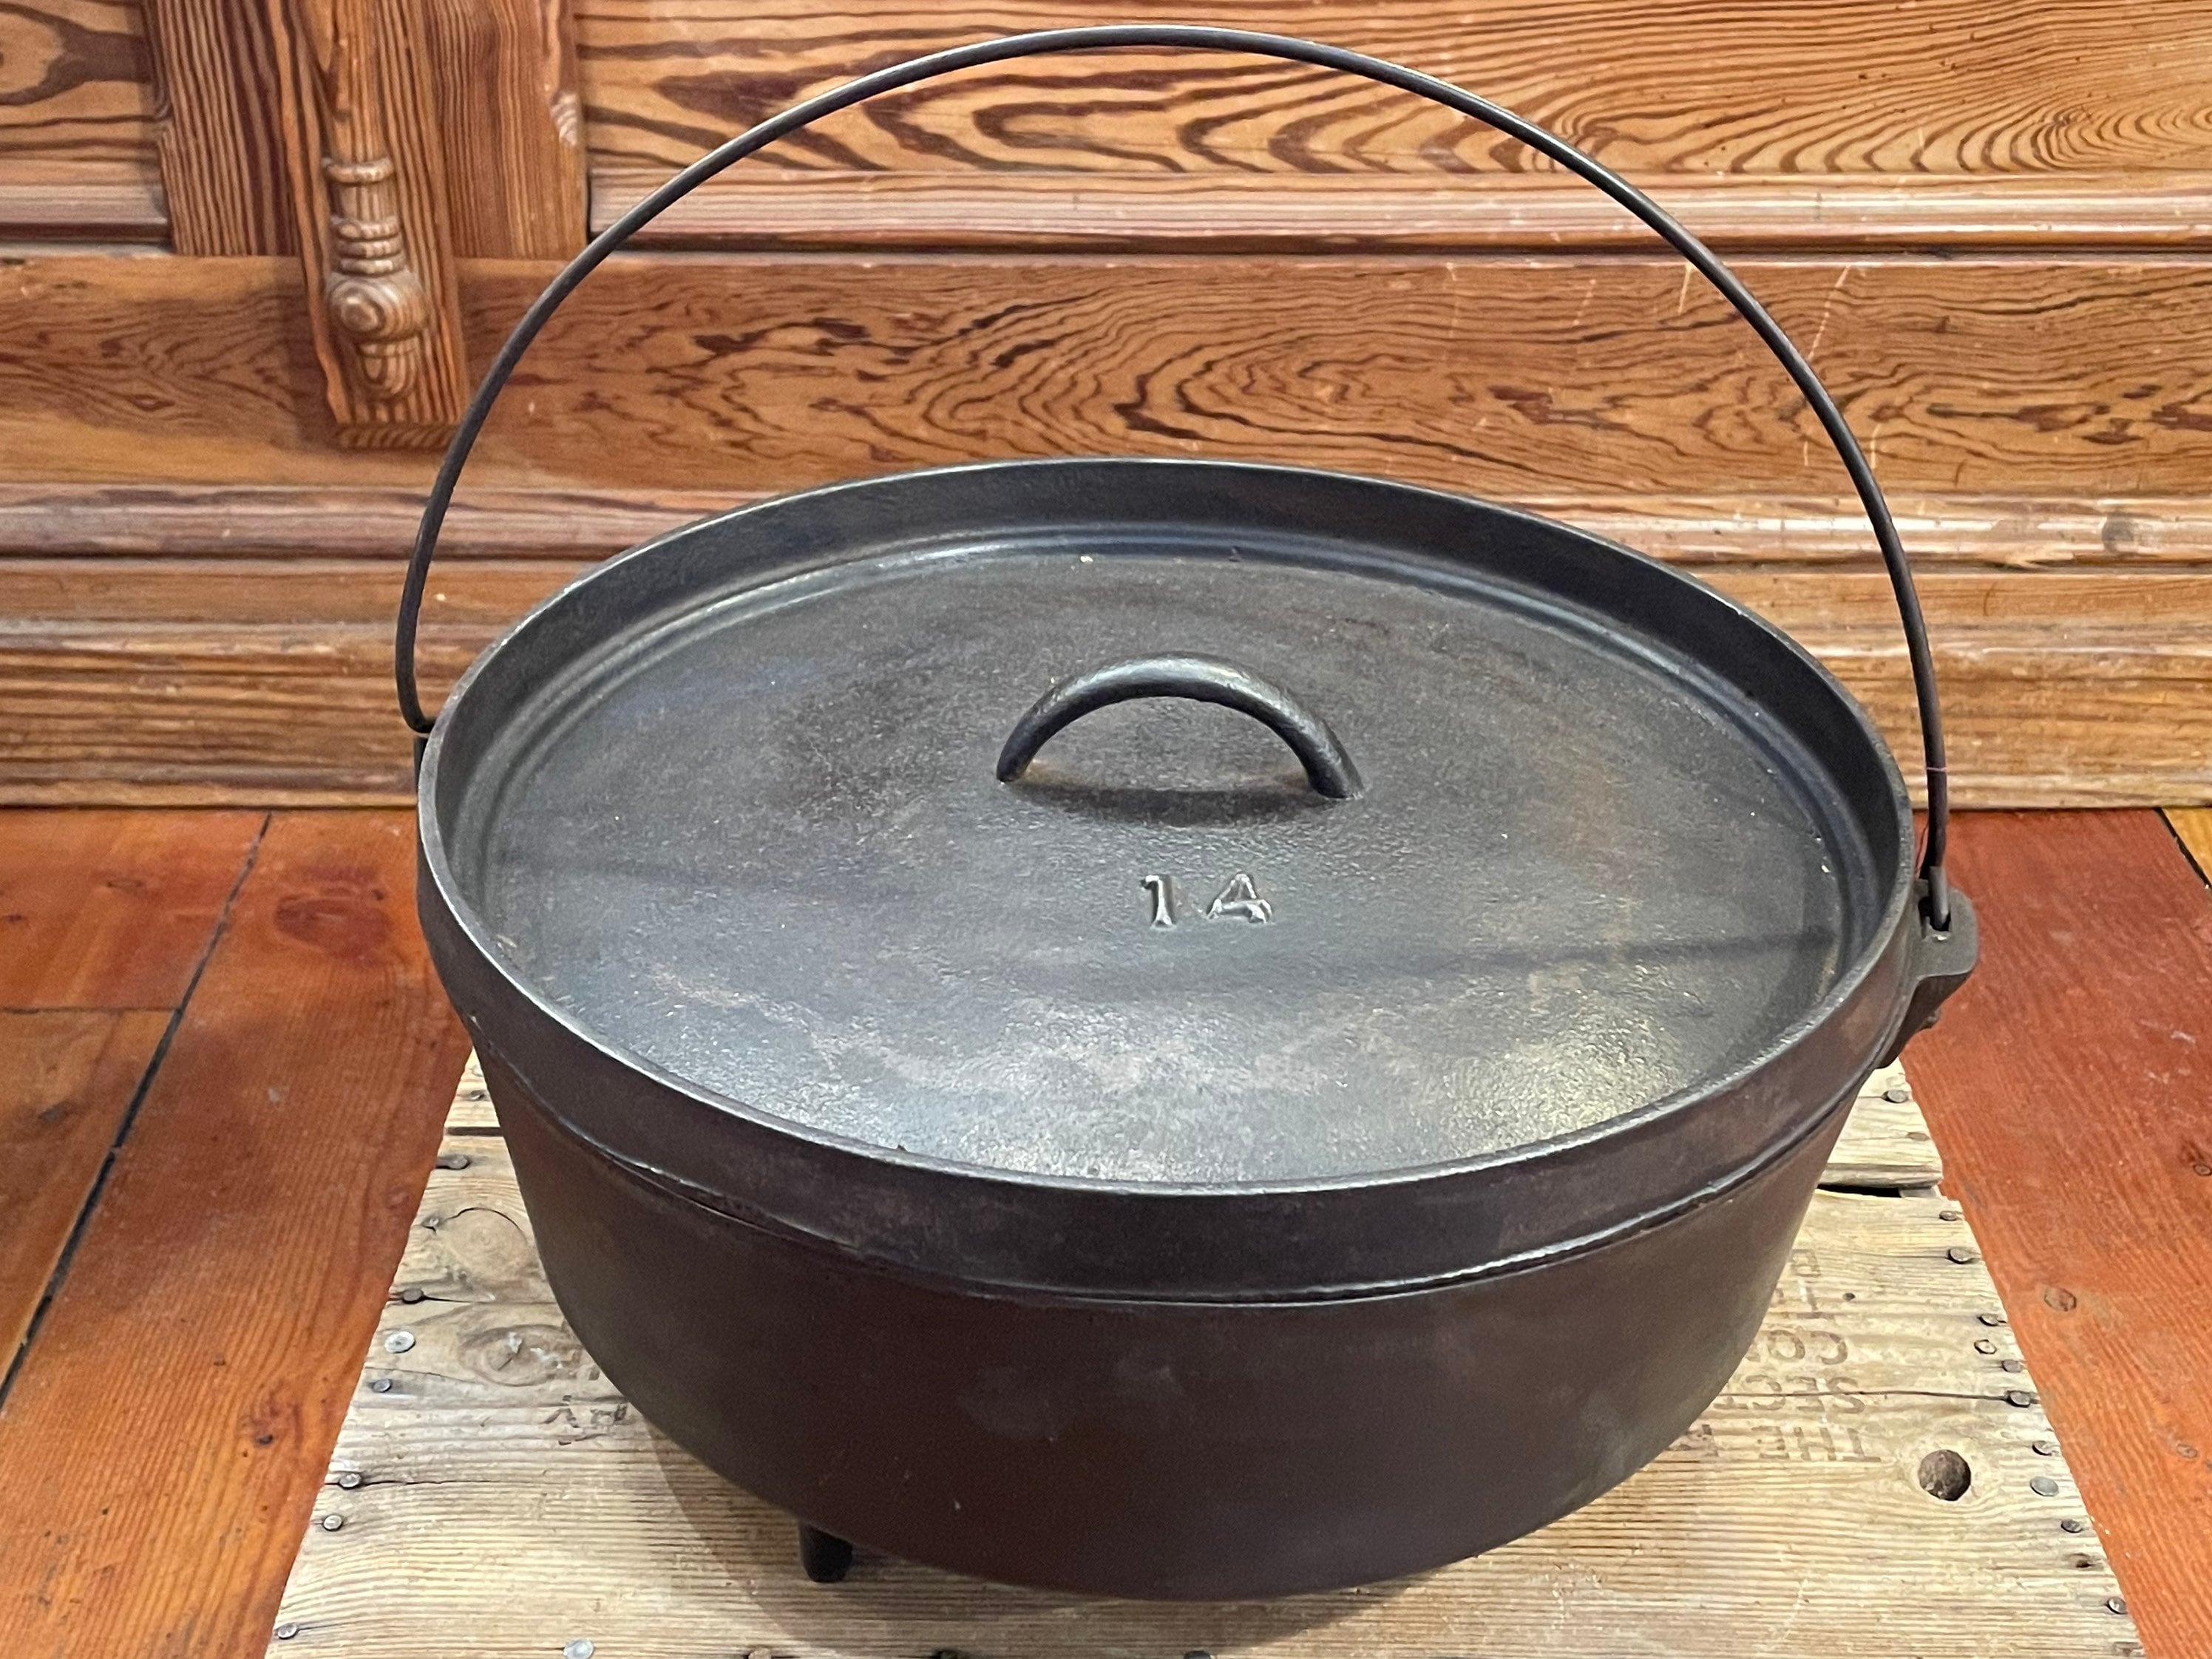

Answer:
[797,1522,855,1584]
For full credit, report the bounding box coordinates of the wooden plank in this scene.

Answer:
[1825,1065,1939,1191]
[419,0,587,258]
[2165,808,2212,882]
[0,807,262,1007]
[0,810,472,1659]
[6,564,2209,807]
[0,160,166,240]
[7,252,2212,498]
[594,168,2212,254]
[571,0,2212,183]
[430,254,2212,501]
[269,1071,2130,1657]
[4,481,2211,569]
[0,1008,168,1364]
[0,0,158,168]
[142,0,296,254]
[1905,812,2212,1659]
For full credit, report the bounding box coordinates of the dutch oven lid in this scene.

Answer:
[447,463,1887,1190]
[403,25,1964,1298]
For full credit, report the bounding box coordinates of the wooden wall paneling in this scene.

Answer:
[569,0,2212,180]
[569,0,2212,252]
[419,0,586,257]
[262,0,472,446]
[4,481,2211,570]
[1,563,2207,807]
[0,0,165,240]
[592,169,2212,256]
[0,810,472,1659]
[5,251,2212,499]
[1906,812,2212,1659]
[141,0,295,254]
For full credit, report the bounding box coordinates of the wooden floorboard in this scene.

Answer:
[0,811,471,1659]
[0,809,264,1009]
[2166,808,2212,885]
[1909,811,2212,1659]
[0,1010,170,1368]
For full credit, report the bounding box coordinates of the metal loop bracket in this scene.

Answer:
[394,24,1951,926]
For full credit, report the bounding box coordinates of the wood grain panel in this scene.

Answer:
[571,0,2212,180]
[7,481,2212,569]
[143,0,296,254]
[0,808,263,1006]
[0,0,163,238]
[590,167,2212,255]
[0,0,157,165]
[421,0,586,258]
[447,254,2212,500]
[0,1008,167,1364]
[6,252,2212,501]
[2,564,2208,806]
[0,810,471,1659]
[1907,812,2212,1659]
[0,157,165,237]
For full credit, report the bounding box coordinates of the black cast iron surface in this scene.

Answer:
[398,24,1978,1598]
[450,467,1873,1188]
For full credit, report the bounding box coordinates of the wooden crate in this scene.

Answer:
[268,1062,2139,1657]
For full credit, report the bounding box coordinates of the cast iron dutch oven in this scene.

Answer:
[398,27,1978,1601]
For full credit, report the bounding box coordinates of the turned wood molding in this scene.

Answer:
[262,0,469,445]
[248,0,583,444]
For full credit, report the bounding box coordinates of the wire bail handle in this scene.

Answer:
[393,25,1953,929]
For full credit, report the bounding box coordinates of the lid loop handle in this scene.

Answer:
[997,656,1363,800]
[394,25,1951,929]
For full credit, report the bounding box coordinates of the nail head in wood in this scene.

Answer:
[2060,1517,2088,1533]
[319,1513,344,1532]
[2029,1475,2060,1496]
[1947,1246,1976,1263]
[336,1470,364,1490]
[384,1329,415,1354]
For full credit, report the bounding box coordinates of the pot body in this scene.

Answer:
[415,461,1968,1597]
[478,1040,1848,1599]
